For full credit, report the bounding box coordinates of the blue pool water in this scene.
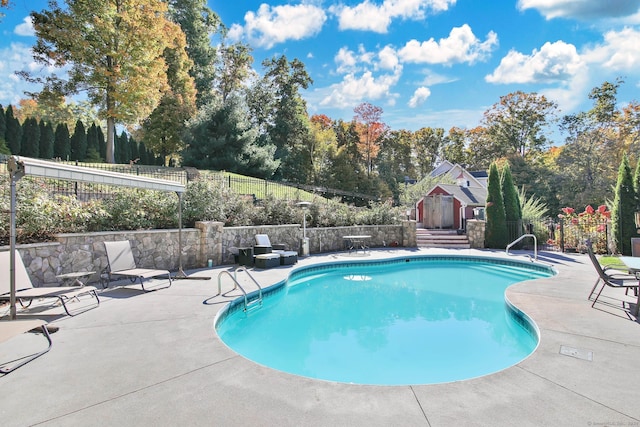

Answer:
[216,256,554,385]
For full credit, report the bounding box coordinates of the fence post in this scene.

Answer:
[559,218,565,252]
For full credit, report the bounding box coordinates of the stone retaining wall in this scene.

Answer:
[3,222,415,287]
[466,219,485,249]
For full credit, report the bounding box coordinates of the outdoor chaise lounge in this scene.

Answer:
[0,319,52,375]
[0,251,100,316]
[103,241,172,292]
[254,234,298,266]
[586,246,640,312]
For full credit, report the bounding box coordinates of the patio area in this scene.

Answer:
[1,247,639,426]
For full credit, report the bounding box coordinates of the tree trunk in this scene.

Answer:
[106,117,115,163]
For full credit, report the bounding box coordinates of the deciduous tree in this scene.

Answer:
[28,0,192,163]
[413,127,446,177]
[354,102,387,176]
[483,91,558,158]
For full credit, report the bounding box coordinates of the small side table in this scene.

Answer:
[238,247,254,267]
[56,271,95,287]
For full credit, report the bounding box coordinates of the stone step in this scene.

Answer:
[420,243,471,249]
[416,228,470,249]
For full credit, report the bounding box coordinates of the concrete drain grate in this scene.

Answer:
[559,345,593,361]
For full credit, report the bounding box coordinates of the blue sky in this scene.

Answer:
[2,0,640,140]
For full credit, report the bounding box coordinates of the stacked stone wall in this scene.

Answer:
[3,223,413,287]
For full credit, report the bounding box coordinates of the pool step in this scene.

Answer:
[245,297,263,312]
[416,229,471,249]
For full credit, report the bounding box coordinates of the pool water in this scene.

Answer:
[216,257,554,385]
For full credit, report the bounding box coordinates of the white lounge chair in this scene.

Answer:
[0,251,100,316]
[0,319,52,375]
[103,241,172,292]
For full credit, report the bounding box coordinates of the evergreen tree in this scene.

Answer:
[69,119,87,161]
[0,105,9,154]
[129,135,139,162]
[115,131,131,163]
[85,123,101,162]
[611,153,636,255]
[501,163,522,242]
[38,120,54,159]
[168,0,221,108]
[53,122,71,160]
[182,95,278,177]
[634,159,640,216]
[97,125,106,160]
[0,105,5,140]
[20,117,41,157]
[485,162,508,248]
[5,105,22,154]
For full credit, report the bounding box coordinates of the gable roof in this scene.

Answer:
[430,162,485,188]
[427,183,487,206]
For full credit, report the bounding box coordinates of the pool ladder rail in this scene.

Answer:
[505,234,537,261]
[217,267,263,312]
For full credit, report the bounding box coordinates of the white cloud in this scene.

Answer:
[582,27,640,71]
[485,40,583,84]
[234,4,327,49]
[398,24,498,65]
[418,69,458,86]
[408,86,431,107]
[377,45,399,71]
[319,69,402,108]
[227,24,244,41]
[331,0,456,33]
[335,47,358,74]
[14,16,35,37]
[334,44,398,74]
[517,0,640,20]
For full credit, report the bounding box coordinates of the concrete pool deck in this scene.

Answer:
[1,248,638,426]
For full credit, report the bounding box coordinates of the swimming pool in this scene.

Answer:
[215,255,555,386]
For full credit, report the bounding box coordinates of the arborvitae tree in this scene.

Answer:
[0,105,8,154]
[485,162,509,248]
[611,153,636,255]
[69,119,87,161]
[20,117,41,157]
[53,122,71,160]
[501,163,522,236]
[137,140,148,164]
[85,123,101,162]
[634,159,640,213]
[5,105,22,154]
[97,125,106,160]
[0,105,6,140]
[129,135,139,162]
[39,120,54,159]
[115,131,131,164]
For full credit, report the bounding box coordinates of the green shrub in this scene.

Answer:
[1,173,404,245]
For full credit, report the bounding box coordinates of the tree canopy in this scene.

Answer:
[26,0,194,163]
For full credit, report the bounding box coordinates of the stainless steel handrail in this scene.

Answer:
[506,234,537,261]
[217,268,263,311]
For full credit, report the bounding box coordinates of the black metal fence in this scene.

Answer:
[507,217,610,253]
[1,155,377,205]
